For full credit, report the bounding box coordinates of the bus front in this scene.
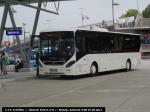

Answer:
[38,31,76,76]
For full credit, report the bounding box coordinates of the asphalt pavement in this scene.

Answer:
[0,60,150,112]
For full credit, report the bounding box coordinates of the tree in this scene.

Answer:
[120,9,139,19]
[142,4,150,18]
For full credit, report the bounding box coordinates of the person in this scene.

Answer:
[1,52,8,75]
[15,60,20,72]
[15,60,23,72]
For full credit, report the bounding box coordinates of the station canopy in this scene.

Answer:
[0,0,75,62]
[0,0,72,7]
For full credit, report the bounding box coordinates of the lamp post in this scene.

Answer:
[112,0,119,29]
[12,7,17,46]
[79,8,84,27]
[22,23,26,44]
[22,23,30,46]
[137,0,139,12]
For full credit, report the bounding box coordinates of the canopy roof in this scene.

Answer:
[0,0,71,7]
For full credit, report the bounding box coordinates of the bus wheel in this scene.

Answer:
[90,63,98,76]
[126,60,131,71]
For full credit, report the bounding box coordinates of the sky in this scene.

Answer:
[0,0,150,42]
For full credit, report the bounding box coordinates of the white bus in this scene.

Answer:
[31,29,141,76]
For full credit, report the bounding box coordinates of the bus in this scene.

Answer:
[31,29,141,76]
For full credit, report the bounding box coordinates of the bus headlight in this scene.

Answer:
[66,60,75,68]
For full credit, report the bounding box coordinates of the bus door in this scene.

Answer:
[75,34,89,74]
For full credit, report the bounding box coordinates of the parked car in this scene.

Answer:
[7,57,15,72]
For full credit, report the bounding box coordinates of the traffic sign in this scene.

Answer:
[5,27,22,35]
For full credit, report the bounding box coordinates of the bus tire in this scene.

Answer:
[90,63,98,77]
[126,60,131,71]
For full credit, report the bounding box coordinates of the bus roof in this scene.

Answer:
[40,28,141,36]
[40,28,108,33]
[105,31,141,36]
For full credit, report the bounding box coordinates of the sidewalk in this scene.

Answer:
[0,71,36,92]
[0,71,35,83]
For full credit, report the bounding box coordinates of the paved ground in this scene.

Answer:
[0,60,150,112]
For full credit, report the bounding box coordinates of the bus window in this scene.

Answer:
[76,35,86,60]
[41,39,49,56]
[86,34,99,54]
[61,39,74,57]
[118,36,123,50]
[39,31,75,65]
[131,36,141,51]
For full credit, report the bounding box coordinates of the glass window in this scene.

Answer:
[39,31,75,65]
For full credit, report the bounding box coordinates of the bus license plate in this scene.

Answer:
[49,69,58,72]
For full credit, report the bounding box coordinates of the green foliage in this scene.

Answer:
[142,4,150,18]
[120,9,139,19]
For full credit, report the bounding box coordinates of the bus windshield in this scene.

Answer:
[40,31,75,65]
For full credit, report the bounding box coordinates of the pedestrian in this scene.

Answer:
[1,52,9,75]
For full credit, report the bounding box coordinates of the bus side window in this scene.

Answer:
[123,36,132,49]
[86,34,99,54]
[98,37,103,53]
[76,35,86,60]
[109,37,116,53]
[117,36,123,51]
[102,34,112,53]
[131,36,141,51]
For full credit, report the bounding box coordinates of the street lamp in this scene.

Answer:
[12,7,17,46]
[79,8,85,27]
[137,0,139,12]
[112,0,119,29]
[22,23,30,45]
[22,23,26,44]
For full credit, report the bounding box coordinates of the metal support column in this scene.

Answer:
[8,5,26,62]
[0,0,9,46]
[112,0,115,30]
[29,0,42,64]
[32,0,42,36]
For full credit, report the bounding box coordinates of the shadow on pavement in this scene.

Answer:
[33,69,139,80]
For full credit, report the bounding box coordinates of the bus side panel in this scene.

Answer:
[37,52,140,76]
[88,54,109,72]
[84,52,140,73]
[127,52,141,69]
[74,55,90,75]
[87,54,124,72]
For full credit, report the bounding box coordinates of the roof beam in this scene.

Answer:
[0,0,9,46]
[8,4,26,61]
[13,0,59,15]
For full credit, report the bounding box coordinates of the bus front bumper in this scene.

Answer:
[39,66,76,76]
